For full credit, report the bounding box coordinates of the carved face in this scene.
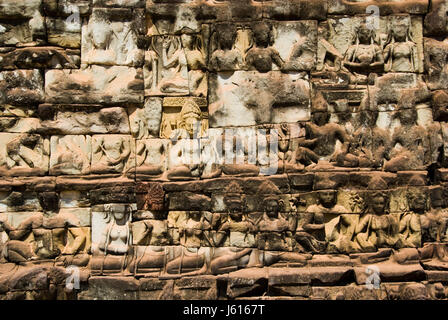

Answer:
[147,118,160,136]
[312,112,330,126]
[225,196,243,214]
[265,198,280,217]
[252,23,271,48]
[318,190,336,208]
[112,205,127,221]
[91,19,111,49]
[184,115,200,137]
[181,34,194,49]
[218,25,236,50]
[358,25,372,44]
[371,194,386,214]
[393,24,408,41]
[408,192,427,213]
[189,211,201,221]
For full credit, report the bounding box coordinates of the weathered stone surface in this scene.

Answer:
[0,70,44,107]
[1,0,448,302]
[82,8,144,67]
[46,17,82,48]
[209,71,310,127]
[39,106,130,135]
[45,66,144,104]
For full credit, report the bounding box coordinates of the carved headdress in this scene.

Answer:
[257,180,282,200]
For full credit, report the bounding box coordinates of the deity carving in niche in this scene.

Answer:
[144,29,207,96]
[91,204,134,274]
[164,99,208,181]
[91,135,132,174]
[218,129,259,177]
[210,182,257,274]
[84,11,115,65]
[253,181,310,267]
[160,97,208,140]
[129,98,162,140]
[136,139,168,177]
[245,21,284,73]
[384,15,419,73]
[303,189,346,252]
[83,9,143,66]
[421,187,448,243]
[337,111,390,168]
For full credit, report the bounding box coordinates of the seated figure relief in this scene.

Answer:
[421,187,448,243]
[50,135,91,175]
[0,211,88,264]
[304,189,347,252]
[292,101,350,168]
[165,99,208,180]
[210,182,258,274]
[399,188,426,248]
[91,135,133,174]
[337,111,390,168]
[82,9,143,67]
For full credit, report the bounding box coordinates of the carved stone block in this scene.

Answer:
[81,8,144,67]
[50,135,91,175]
[0,70,44,107]
[209,71,310,127]
[144,29,208,97]
[0,133,49,176]
[91,134,135,175]
[39,106,130,135]
[45,66,144,104]
[129,98,163,139]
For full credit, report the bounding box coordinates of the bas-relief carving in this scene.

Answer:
[136,139,169,177]
[144,29,208,97]
[49,135,91,175]
[82,9,144,67]
[0,134,49,176]
[159,97,208,139]
[91,204,135,274]
[4,0,448,300]
[313,14,423,92]
[0,210,90,264]
[45,66,144,104]
[40,107,130,135]
[91,135,135,175]
[129,98,163,139]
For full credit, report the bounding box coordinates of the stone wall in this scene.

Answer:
[1,0,448,300]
